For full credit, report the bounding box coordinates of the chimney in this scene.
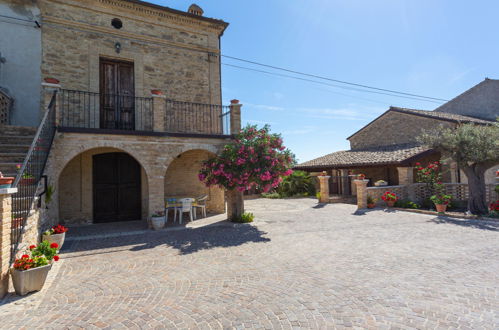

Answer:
[188,4,204,16]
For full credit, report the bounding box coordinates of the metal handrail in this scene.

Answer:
[10,91,57,263]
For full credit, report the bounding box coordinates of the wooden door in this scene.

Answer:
[93,153,141,222]
[100,59,135,129]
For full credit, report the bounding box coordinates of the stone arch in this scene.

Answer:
[164,148,225,215]
[57,147,149,224]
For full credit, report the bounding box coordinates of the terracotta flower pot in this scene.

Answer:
[435,204,447,213]
[0,176,15,189]
[151,216,166,230]
[10,264,52,296]
[19,178,36,186]
[367,203,376,209]
[42,232,65,249]
[386,200,395,207]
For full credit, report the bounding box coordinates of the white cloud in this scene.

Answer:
[244,102,285,111]
[298,106,383,121]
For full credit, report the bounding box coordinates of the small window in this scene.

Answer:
[111,18,123,29]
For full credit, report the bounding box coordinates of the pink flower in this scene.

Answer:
[283,169,293,176]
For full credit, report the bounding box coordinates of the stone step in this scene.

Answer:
[0,135,34,145]
[0,153,27,163]
[0,144,30,153]
[0,125,37,136]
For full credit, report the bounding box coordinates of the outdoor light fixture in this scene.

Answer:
[115,42,121,53]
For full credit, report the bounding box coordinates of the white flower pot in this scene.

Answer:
[10,264,52,296]
[42,232,65,249]
[151,216,166,230]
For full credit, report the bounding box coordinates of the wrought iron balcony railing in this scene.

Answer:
[59,89,231,136]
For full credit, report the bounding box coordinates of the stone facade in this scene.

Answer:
[39,0,226,105]
[44,132,229,225]
[434,78,499,121]
[348,111,455,150]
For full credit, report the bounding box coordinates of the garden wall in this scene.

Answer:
[366,183,498,206]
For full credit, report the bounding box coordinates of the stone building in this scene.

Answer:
[295,80,499,194]
[0,0,239,289]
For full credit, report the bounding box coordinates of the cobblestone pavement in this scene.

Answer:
[1,198,498,329]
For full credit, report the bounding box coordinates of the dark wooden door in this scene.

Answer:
[100,59,135,130]
[93,153,141,222]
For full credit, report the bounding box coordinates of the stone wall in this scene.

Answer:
[44,132,229,224]
[40,0,225,104]
[349,111,455,150]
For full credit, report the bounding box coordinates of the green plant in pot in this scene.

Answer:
[150,211,166,230]
[10,241,60,296]
[367,195,376,208]
[381,191,398,207]
[43,224,68,249]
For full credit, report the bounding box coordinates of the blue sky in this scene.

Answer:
[155,0,499,162]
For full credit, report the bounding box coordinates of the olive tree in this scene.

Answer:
[419,122,499,215]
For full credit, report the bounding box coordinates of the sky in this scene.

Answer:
[153,0,499,163]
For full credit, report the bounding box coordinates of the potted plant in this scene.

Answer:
[151,211,166,230]
[19,173,35,186]
[374,180,388,187]
[357,173,366,180]
[430,193,452,213]
[42,224,68,249]
[381,191,398,207]
[367,195,376,208]
[10,241,60,296]
[0,172,15,188]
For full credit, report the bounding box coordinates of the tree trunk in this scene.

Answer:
[463,165,488,215]
[226,189,244,221]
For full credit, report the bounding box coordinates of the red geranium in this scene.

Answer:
[490,200,499,212]
[53,255,60,262]
[51,224,68,234]
[50,242,59,249]
[29,245,36,250]
[381,191,398,202]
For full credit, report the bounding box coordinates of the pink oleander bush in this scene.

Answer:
[198,125,294,192]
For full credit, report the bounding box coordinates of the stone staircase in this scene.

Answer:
[0,126,36,178]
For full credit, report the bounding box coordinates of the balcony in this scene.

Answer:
[58,89,232,138]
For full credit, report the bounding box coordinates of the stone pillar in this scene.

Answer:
[228,99,243,219]
[147,173,165,226]
[151,90,166,132]
[41,77,61,124]
[354,180,369,209]
[229,99,242,135]
[397,167,414,200]
[318,174,330,203]
[397,167,414,185]
[0,187,17,298]
[449,161,459,183]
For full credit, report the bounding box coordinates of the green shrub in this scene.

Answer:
[261,192,281,199]
[277,170,316,197]
[232,212,254,223]
[394,200,420,209]
[316,192,321,199]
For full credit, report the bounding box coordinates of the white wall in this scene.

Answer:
[0,1,41,126]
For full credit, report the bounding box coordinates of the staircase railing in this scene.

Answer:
[10,91,57,263]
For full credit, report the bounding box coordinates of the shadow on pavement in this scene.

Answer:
[429,216,499,231]
[62,222,270,257]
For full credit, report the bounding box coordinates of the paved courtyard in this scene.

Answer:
[1,198,498,329]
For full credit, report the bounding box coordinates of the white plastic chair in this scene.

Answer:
[193,195,208,219]
[175,198,195,224]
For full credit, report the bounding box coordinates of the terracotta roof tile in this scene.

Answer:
[295,144,432,169]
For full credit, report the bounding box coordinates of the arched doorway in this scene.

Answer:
[58,148,148,224]
[93,152,141,222]
[164,149,225,214]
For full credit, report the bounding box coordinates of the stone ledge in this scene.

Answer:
[0,188,17,195]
